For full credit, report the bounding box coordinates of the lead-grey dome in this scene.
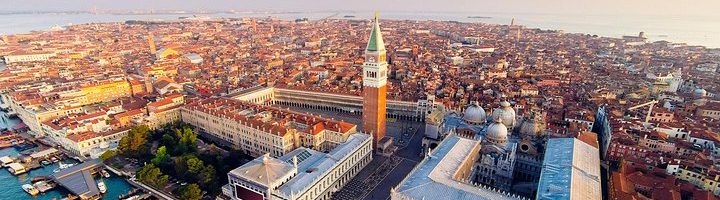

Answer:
[485,118,509,146]
[492,101,516,128]
[463,101,487,125]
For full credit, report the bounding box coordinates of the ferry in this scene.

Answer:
[98,181,107,193]
[22,184,40,196]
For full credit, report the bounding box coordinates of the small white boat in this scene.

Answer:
[22,184,39,196]
[53,161,74,172]
[98,181,107,193]
[101,169,111,178]
[124,195,140,200]
[59,162,74,169]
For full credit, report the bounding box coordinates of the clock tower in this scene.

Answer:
[363,12,388,147]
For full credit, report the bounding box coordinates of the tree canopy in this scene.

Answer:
[151,146,170,165]
[137,164,169,189]
[175,127,198,154]
[178,184,203,200]
[118,125,151,158]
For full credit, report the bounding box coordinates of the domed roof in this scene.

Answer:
[485,118,508,146]
[492,101,516,128]
[519,116,546,137]
[463,101,487,125]
[695,88,707,97]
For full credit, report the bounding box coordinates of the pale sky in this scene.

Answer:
[1,0,719,17]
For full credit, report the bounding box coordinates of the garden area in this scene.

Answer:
[102,123,253,199]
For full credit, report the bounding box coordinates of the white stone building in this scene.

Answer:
[223,133,372,200]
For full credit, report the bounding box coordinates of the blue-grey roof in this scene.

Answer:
[275,133,371,198]
[50,159,103,199]
[441,113,486,140]
[394,135,522,200]
[536,138,601,200]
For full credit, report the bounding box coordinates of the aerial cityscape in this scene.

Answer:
[0,0,719,200]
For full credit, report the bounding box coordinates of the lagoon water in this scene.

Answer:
[0,147,134,200]
[0,110,133,200]
[0,11,718,48]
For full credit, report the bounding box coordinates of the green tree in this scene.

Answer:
[175,127,197,154]
[137,164,159,183]
[151,146,170,165]
[99,150,117,161]
[136,164,169,188]
[186,156,204,174]
[178,184,203,200]
[157,175,170,188]
[161,134,175,147]
[199,165,215,184]
[118,136,131,154]
[119,125,151,157]
[174,157,188,177]
[130,125,151,151]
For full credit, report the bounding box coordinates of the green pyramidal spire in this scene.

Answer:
[366,11,385,52]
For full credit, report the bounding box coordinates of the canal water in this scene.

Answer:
[0,110,134,199]
[0,148,135,200]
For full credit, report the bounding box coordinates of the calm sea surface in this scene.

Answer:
[0,11,718,48]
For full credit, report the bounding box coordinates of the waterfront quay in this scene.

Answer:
[0,111,135,200]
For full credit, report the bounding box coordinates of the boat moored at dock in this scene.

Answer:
[101,169,110,178]
[22,184,39,196]
[98,180,107,193]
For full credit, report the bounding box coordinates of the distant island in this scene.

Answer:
[467,16,492,19]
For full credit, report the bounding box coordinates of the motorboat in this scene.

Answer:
[22,184,39,196]
[53,161,74,173]
[98,181,107,193]
[101,169,111,178]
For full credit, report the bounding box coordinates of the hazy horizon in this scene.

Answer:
[2,0,720,17]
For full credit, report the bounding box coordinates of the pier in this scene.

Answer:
[107,165,177,200]
[50,159,104,199]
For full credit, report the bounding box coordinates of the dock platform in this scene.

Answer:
[50,159,104,199]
